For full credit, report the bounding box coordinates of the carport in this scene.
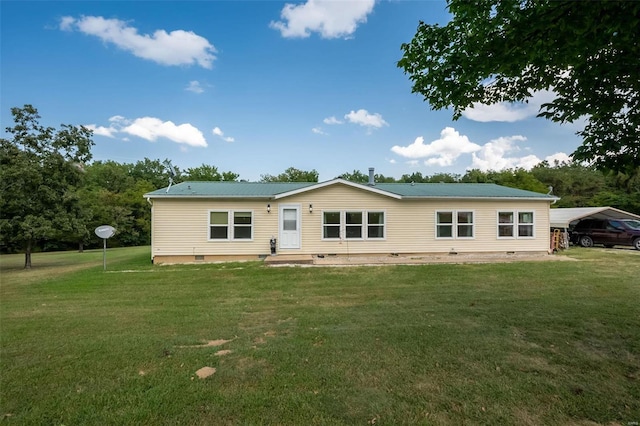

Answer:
[550,206,640,229]
[549,207,640,250]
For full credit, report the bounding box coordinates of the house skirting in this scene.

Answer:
[152,250,552,265]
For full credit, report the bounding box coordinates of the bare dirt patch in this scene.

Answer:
[195,366,216,379]
[215,349,232,356]
[270,252,576,267]
[177,338,233,349]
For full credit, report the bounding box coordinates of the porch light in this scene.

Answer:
[309,204,313,213]
[267,204,271,213]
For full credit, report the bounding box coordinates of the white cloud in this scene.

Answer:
[59,16,216,68]
[85,124,117,138]
[185,80,204,94]
[121,117,208,147]
[390,127,572,171]
[59,16,75,31]
[391,127,481,167]
[212,126,235,142]
[462,90,555,122]
[344,109,388,128]
[468,135,570,171]
[108,115,127,123]
[312,127,327,135]
[323,116,343,125]
[545,152,571,165]
[270,0,375,39]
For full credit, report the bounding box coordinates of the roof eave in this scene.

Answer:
[144,194,274,200]
[401,196,559,201]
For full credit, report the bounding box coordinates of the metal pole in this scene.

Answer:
[103,238,107,271]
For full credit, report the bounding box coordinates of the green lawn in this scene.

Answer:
[1,247,639,425]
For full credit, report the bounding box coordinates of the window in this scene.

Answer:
[518,212,534,237]
[457,211,474,238]
[436,211,474,239]
[498,212,514,237]
[210,211,229,239]
[322,211,385,240]
[498,211,534,238]
[436,211,453,238]
[367,212,385,239]
[233,211,252,239]
[323,212,341,239]
[345,212,363,239]
[209,211,252,240]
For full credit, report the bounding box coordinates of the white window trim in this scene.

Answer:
[435,210,454,240]
[366,211,386,240]
[321,210,341,240]
[497,211,516,239]
[517,210,536,239]
[321,210,386,241]
[345,211,365,241]
[435,210,475,239]
[208,209,254,242]
[456,210,475,239]
[496,210,535,239]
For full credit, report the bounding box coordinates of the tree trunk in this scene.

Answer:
[78,242,84,253]
[24,240,32,269]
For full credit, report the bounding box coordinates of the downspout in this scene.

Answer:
[146,197,154,263]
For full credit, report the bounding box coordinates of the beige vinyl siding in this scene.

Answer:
[150,183,552,260]
[151,199,277,258]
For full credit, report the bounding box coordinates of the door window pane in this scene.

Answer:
[283,209,297,231]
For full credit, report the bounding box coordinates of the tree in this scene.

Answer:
[0,105,93,268]
[260,167,319,182]
[340,170,369,184]
[398,0,640,174]
[130,158,181,189]
[185,164,239,181]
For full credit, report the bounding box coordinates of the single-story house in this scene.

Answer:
[144,171,559,264]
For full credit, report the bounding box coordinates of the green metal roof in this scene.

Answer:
[144,181,314,198]
[374,183,554,198]
[144,179,557,200]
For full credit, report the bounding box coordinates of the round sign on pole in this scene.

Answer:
[95,225,116,270]
[95,225,116,239]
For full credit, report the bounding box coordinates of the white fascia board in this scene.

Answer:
[143,194,272,200]
[401,196,559,201]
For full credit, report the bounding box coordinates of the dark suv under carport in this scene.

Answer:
[570,218,640,250]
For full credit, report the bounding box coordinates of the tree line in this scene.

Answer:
[2,105,639,267]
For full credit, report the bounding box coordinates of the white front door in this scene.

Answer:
[279,205,300,249]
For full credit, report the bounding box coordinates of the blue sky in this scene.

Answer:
[1,0,580,182]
